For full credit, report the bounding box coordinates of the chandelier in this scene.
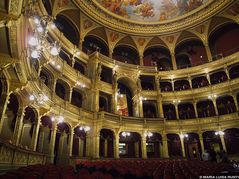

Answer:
[79,126,91,132]
[26,0,60,60]
[51,115,64,123]
[29,93,49,105]
[180,133,188,139]
[28,15,60,59]
[121,132,131,137]
[144,131,153,138]
[215,130,224,136]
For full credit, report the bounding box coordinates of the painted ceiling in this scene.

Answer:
[96,0,209,22]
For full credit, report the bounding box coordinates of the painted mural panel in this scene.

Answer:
[96,0,209,22]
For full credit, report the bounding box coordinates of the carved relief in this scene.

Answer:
[83,20,93,29]
[110,32,119,42]
[195,25,205,34]
[137,38,146,46]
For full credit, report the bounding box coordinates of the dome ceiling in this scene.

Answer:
[96,0,210,22]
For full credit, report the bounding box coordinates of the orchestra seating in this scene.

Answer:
[0,160,230,179]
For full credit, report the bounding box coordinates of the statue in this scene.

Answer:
[96,62,102,79]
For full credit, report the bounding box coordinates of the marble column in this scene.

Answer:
[204,42,212,62]
[0,94,10,135]
[171,52,177,70]
[180,136,186,157]
[199,132,205,153]
[104,139,108,157]
[48,123,57,163]
[141,135,147,159]
[162,133,169,158]
[12,108,25,146]
[30,119,41,151]
[114,132,120,159]
[220,134,227,152]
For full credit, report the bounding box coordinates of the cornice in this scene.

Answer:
[74,0,234,36]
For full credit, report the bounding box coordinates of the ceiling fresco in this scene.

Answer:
[96,0,209,22]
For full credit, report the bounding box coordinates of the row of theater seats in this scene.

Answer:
[0,160,230,179]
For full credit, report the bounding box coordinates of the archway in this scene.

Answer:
[174,79,190,91]
[224,128,239,155]
[163,103,176,120]
[72,125,87,158]
[143,100,157,118]
[113,45,139,65]
[184,133,201,159]
[175,40,207,67]
[37,116,52,154]
[99,129,114,158]
[229,63,239,79]
[54,122,70,164]
[178,103,195,119]
[209,23,239,58]
[19,106,37,149]
[0,93,20,142]
[210,71,228,85]
[83,35,109,56]
[216,95,236,115]
[146,133,162,158]
[55,79,70,100]
[143,46,172,70]
[197,100,216,118]
[167,134,182,157]
[55,14,79,46]
[192,76,209,88]
[119,132,141,158]
[71,88,83,108]
[203,131,223,154]
[160,81,173,92]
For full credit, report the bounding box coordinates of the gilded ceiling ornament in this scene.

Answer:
[195,25,205,34]
[166,36,174,44]
[225,2,239,16]
[110,32,119,42]
[137,38,146,46]
[83,20,93,29]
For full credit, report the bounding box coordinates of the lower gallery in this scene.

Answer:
[1,0,239,178]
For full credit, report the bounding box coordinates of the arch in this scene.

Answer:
[192,76,209,88]
[99,129,114,158]
[55,79,70,100]
[145,36,169,50]
[143,46,172,70]
[55,14,80,46]
[216,95,236,115]
[83,35,109,56]
[20,106,38,149]
[143,100,158,118]
[113,45,139,65]
[0,93,21,142]
[99,92,111,112]
[178,102,196,119]
[163,103,176,120]
[224,128,239,155]
[72,125,87,157]
[209,22,239,58]
[160,81,173,92]
[117,77,137,117]
[71,88,84,108]
[202,131,223,155]
[229,63,239,79]
[39,67,54,89]
[146,132,162,158]
[174,79,190,91]
[197,100,216,118]
[183,133,201,159]
[210,70,228,85]
[167,133,182,157]
[175,39,207,67]
[119,131,141,158]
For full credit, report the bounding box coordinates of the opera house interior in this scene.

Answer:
[1,0,239,178]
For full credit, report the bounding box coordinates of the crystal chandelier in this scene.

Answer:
[26,0,60,60]
[121,132,131,137]
[144,131,153,138]
[79,126,91,132]
[51,115,64,123]
[29,93,49,105]
[215,131,224,136]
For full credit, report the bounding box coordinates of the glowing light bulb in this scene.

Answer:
[29,95,35,101]
[37,26,44,33]
[28,36,38,46]
[31,50,40,59]
[50,45,59,56]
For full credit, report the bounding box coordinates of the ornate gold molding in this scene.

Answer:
[74,0,234,36]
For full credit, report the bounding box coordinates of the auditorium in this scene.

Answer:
[0,0,239,178]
